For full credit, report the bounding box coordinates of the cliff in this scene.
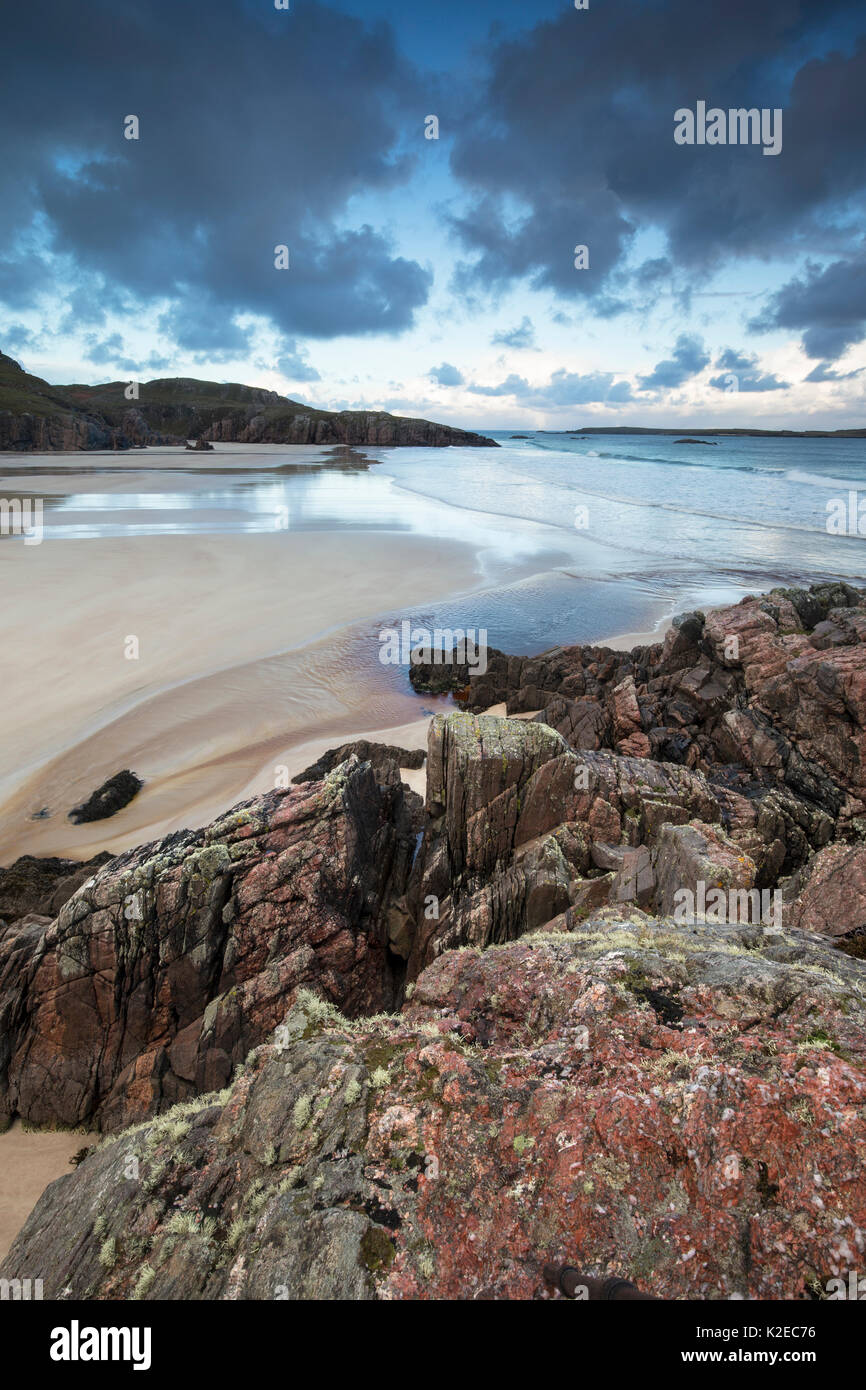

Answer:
[0,353,497,450]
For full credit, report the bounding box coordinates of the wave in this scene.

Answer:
[548,480,837,536]
[503,438,788,476]
[592,448,776,473]
[499,436,866,485]
[390,463,836,541]
[785,468,864,490]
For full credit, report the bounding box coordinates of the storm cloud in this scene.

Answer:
[750,251,866,364]
[708,347,788,393]
[446,1,866,360]
[2,0,865,387]
[468,370,632,406]
[0,0,431,354]
[638,334,710,391]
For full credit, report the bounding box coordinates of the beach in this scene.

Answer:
[2,434,865,863]
[0,1122,92,1264]
[1,433,865,1295]
[0,525,474,861]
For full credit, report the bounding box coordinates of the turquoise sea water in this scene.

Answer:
[6,431,866,656]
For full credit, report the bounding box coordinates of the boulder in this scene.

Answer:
[0,757,417,1131]
[786,843,866,944]
[653,821,757,919]
[292,740,425,785]
[68,770,143,824]
[6,916,866,1301]
[0,852,113,925]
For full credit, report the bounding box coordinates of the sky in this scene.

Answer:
[2,0,865,430]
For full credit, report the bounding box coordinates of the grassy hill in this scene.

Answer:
[0,352,83,418]
[0,354,497,450]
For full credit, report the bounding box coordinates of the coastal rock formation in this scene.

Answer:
[292,741,425,785]
[410,583,866,834]
[0,353,180,451]
[0,758,417,1132]
[0,352,498,451]
[68,770,143,824]
[4,914,865,1300]
[199,407,496,448]
[785,843,866,947]
[0,853,112,925]
[3,582,866,1299]
[402,713,758,974]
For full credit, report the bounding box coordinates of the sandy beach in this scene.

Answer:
[0,525,483,861]
[0,536,676,865]
[0,1122,93,1264]
[2,438,684,864]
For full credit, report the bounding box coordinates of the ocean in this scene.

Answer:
[10,431,866,656]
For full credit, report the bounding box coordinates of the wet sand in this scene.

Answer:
[0,442,355,475]
[0,519,680,865]
[0,1122,93,1264]
[599,614,675,650]
[0,527,483,861]
[0,440,684,864]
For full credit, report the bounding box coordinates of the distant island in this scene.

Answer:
[555,425,866,439]
[0,352,497,451]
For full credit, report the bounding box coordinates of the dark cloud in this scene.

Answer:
[449,192,633,300]
[749,251,866,361]
[708,347,788,392]
[83,333,139,372]
[0,254,57,309]
[634,258,673,289]
[447,0,866,339]
[638,333,709,390]
[81,334,173,374]
[468,370,632,406]
[0,321,37,353]
[0,0,430,354]
[491,316,536,349]
[4,0,865,374]
[429,362,464,386]
[804,359,863,382]
[275,343,321,384]
[157,300,253,362]
[57,280,133,334]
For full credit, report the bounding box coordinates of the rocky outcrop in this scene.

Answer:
[4,913,865,1301]
[4,583,866,1300]
[292,741,425,785]
[410,584,866,840]
[401,713,792,973]
[785,843,866,946]
[652,821,755,918]
[401,587,866,961]
[0,757,417,1132]
[0,405,175,452]
[0,853,112,925]
[200,408,496,448]
[68,770,143,824]
[0,352,497,451]
[0,353,183,450]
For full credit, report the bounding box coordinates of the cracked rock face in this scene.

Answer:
[4,583,866,1299]
[410,583,866,820]
[0,757,417,1132]
[3,915,865,1301]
